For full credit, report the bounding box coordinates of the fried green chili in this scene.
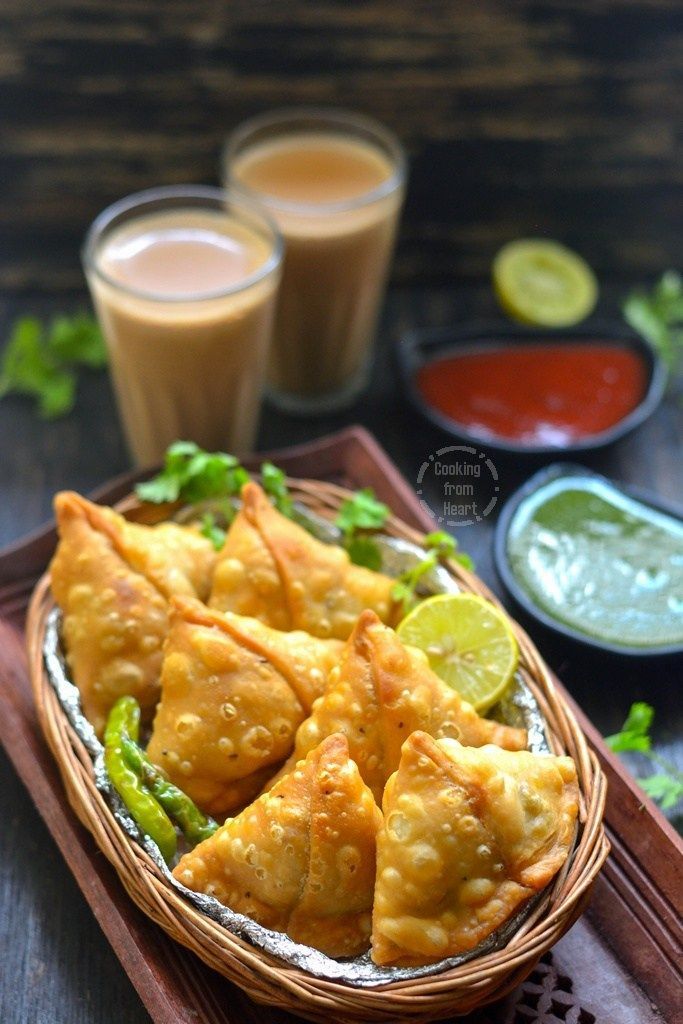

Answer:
[104,696,177,863]
[120,735,218,847]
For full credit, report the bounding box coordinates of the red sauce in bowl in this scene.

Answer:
[416,343,647,446]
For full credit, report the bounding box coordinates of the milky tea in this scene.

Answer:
[84,191,281,465]
[227,113,405,412]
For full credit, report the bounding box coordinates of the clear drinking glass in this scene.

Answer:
[224,109,406,414]
[83,186,282,465]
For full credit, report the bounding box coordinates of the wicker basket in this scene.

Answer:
[27,478,609,1024]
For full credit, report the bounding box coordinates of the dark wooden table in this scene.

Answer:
[0,284,681,1024]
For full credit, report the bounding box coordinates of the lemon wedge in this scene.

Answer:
[397,593,519,712]
[493,238,598,327]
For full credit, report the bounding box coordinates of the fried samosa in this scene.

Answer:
[371,731,579,966]
[173,733,383,958]
[215,603,343,712]
[147,597,343,816]
[209,481,399,639]
[50,492,216,735]
[267,610,527,803]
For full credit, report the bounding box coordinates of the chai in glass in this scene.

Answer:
[225,110,406,413]
[83,187,282,465]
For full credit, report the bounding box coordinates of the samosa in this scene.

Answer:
[50,492,216,735]
[173,733,383,958]
[209,481,399,639]
[371,731,579,966]
[267,610,527,803]
[147,597,343,816]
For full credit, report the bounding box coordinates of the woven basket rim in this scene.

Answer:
[27,477,610,1024]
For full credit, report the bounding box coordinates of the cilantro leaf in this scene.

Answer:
[0,318,77,419]
[0,312,106,418]
[390,578,413,607]
[261,462,293,517]
[623,271,683,377]
[37,368,77,419]
[640,774,683,811]
[135,442,246,504]
[606,701,653,753]
[47,312,107,368]
[606,702,683,812]
[335,489,389,537]
[392,530,474,612]
[346,535,384,572]
[333,488,389,570]
[424,530,475,571]
[424,530,456,556]
[200,512,227,551]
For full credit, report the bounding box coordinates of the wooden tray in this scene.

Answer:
[0,427,680,1024]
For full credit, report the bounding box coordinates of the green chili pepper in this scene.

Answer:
[120,734,218,847]
[104,697,177,863]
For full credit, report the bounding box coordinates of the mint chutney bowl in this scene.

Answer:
[494,464,683,658]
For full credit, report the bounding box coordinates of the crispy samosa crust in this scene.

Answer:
[215,605,343,713]
[50,492,216,735]
[147,598,342,816]
[209,481,399,639]
[173,733,383,958]
[371,731,579,966]
[268,610,527,803]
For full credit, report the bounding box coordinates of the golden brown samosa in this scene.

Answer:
[215,603,343,712]
[50,492,216,735]
[173,733,382,958]
[147,597,343,816]
[371,731,579,966]
[268,610,527,803]
[209,481,399,639]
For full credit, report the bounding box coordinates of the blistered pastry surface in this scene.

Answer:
[44,518,558,984]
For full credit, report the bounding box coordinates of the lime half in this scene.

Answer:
[493,239,598,327]
[397,593,519,712]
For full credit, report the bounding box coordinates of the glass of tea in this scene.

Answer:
[224,109,407,414]
[83,186,282,465]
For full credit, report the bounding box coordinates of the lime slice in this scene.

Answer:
[493,239,598,327]
[397,593,519,712]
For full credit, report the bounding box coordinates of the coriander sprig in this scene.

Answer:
[135,444,472,589]
[0,313,107,418]
[606,702,683,811]
[135,442,250,506]
[135,443,295,551]
[261,461,293,517]
[623,270,683,380]
[199,511,229,550]
[334,488,390,571]
[392,530,474,612]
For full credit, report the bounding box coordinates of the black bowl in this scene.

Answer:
[396,322,667,458]
[494,462,683,658]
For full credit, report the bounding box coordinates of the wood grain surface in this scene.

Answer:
[1,1,681,291]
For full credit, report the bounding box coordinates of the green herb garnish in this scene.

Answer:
[48,312,108,368]
[261,461,294,517]
[334,488,390,569]
[0,313,106,418]
[199,511,228,551]
[136,445,473,593]
[135,444,293,546]
[346,535,384,573]
[606,701,683,811]
[135,442,250,505]
[623,270,683,378]
[392,530,474,611]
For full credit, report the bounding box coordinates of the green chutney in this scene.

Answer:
[507,476,683,648]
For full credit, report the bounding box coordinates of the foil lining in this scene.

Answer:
[43,521,552,987]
